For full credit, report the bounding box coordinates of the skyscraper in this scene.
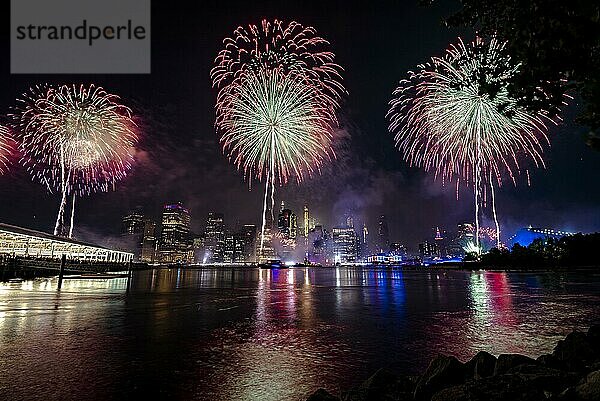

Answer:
[376,215,390,253]
[332,226,358,264]
[303,205,309,238]
[434,227,445,258]
[289,213,298,240]
[121,211,145,235]
[204,212,225,263]
[241,224,257,262]
[359,222,369,260]
[121,211,145,260]
[140,219,157,263]
[158,203,193,264]
[277,204,298,239]
[257,228,276,262]
[224,233,235,263]
[224,232,247,263]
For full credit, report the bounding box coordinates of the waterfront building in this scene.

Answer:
[367,254,403,264]
[390,242,407,256]
[158,203,193,264]
[257,228,277,262]
[140,219,157,263]
[376,215,390,253]
[224,233,234,263]
[434,227,446,258]
[204,212,225,263]
[419,240,436,261]
[223,231,249,264]
[0,223,132,262]
[277,204,297,239]
[276,203,298,261]
[358,223,369,260]
[121,211,145,235]
[332,226,358,264]
[240,224,257,262]
[303,205,309,238]
[120,211,145,260]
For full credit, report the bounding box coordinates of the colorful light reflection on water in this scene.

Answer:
[0,268,598,401]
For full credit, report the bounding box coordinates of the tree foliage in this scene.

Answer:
[428,0,600,148]
[480,233,600,268]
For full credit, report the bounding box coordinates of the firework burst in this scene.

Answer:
[388,37,562,250]
[211,19,344,109]
[213,19,344,260]
[216,68,336,185]
[13,84,138,237]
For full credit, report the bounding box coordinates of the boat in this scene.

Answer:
[8,278,24,283]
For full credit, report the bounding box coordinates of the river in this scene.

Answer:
[0,267,598,400]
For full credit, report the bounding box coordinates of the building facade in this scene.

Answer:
[120,211,145,260]
[204,212,225,263]
[0,223,132,262]
[158,203,193,264]
[140,219,157,263]
[332,226,358,264]
[376,215,390,254]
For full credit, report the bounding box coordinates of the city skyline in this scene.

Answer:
[118,198,565,264]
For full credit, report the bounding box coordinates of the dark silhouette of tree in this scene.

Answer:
[480,233,600,268]
[425,0,600,148]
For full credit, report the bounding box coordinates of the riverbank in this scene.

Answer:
[307,325,600,401]
[431,261,600,272]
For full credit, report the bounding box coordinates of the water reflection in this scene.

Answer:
[0,268,598,401]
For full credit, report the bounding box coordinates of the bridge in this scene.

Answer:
[0,223,133,263]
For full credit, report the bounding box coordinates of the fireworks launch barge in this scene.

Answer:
[0,223,136,281]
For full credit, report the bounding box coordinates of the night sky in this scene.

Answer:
[0,0,598,251]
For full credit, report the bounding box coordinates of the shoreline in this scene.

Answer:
[307,325,600,401]
[2,262,599,282]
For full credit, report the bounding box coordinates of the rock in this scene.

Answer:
[493,354,537,376]
[537,353,564,370]
[587,325,600,355]
[431,385,467,401]
[414,355,466,400]
[436,374,544,401]
[342,368,414,401]
[553,331,598,372]
[465,351,497,380]
[555,386,577,401]
[575,370,600,401]
[307,389,340,401]
[506,363,579,394]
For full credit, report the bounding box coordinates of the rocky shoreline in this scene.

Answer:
[307,325,600,401]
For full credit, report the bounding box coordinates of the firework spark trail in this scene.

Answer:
[489,171,500,248]
[388,37,560,251]
[212,19,344,260]
[0,126,13,175]
[13,84,138,237]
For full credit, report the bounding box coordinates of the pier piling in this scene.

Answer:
[57,254,66,290]
[126,261,132,293]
